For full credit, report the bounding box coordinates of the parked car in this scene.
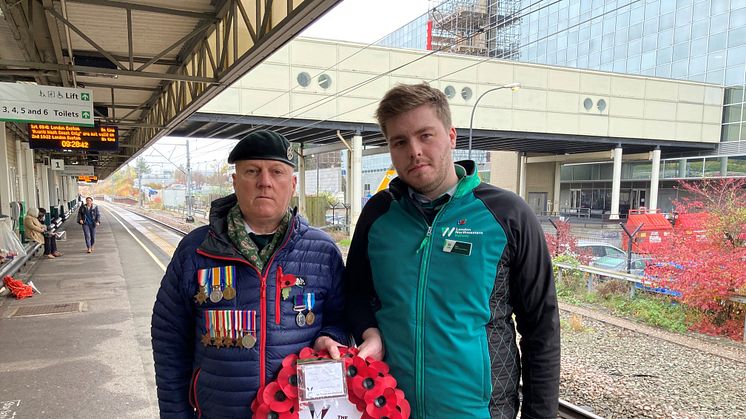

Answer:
[592,255,650,276]
[576,241,627,262]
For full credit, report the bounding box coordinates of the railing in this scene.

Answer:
[0,242,41,280]
[554,262,746,341]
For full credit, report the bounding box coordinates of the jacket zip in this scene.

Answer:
[191,368,202,418]
[195,217,297,389]
[413,199,452,419]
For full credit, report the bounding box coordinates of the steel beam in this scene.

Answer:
[0,59,217,82]
[63,0,215,19]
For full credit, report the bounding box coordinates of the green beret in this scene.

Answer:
[228,130,295,167]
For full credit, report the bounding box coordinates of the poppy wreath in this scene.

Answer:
[251,346,411,419]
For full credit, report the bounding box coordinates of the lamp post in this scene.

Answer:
[468,82,521,160]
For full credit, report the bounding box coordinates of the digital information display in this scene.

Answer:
[28,124,118,152]
[77,175,98,183]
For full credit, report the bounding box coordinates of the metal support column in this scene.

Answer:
[720,156,728,176]
[553,162,561,216]
[38,163,50,211]
[24,146,37,210]
[297,146,306,217]
[0,123,13,215]
[610,146,623,220]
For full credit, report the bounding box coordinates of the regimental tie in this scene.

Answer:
[194,266,237,305]
[201,310,256,349]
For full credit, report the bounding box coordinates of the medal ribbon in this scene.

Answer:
[211,267,219,290]
[293,295,305,311]
[209,311,216,339]
[225,310,232,340]
[204,310,210,337]
[248,310,256,337]
[304,293,315,311]
[226,266,234,289]
[197,269,207,288]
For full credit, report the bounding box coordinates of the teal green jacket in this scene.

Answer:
[344,162,560,419]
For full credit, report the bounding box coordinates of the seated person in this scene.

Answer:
[24,207,50,258]
[37,208,62,258]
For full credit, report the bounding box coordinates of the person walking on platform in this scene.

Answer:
[77,196,100,253]
[151,130,347,419]
[344,83,561,419]
[23,207,60,259]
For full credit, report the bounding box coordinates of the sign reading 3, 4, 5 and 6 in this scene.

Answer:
[0,82,94,126]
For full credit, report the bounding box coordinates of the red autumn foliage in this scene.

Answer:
[647,179,746,340]
[544,219,592,264]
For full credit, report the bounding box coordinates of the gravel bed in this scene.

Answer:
[560,310,746,418]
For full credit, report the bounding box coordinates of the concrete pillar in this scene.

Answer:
[518,153,527,200]
[15,139,25,203]
[488,151,519,192]
[38,163,50,210]
[297,150,306,216]
[720,156,728,176]
[610,146,623,220]
[0,123,12,215]
[553,162,561,215]
[649,148,661,213]
[678,159,687,177]
[350,135,363,238]
[24,147,37,209]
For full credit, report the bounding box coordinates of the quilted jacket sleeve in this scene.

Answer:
[151,242,196,419]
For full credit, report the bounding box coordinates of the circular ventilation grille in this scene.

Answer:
[583,98,593,110]
[444,85,456,99]
[318,74,332,89]
[461,87,473,101]
[297,72,311,87]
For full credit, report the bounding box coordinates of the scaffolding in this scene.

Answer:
[427,0,520,59]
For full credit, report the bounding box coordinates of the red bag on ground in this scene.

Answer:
[3,275,33,299]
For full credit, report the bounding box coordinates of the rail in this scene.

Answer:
[0,242,41,280]
[558,398,605,419]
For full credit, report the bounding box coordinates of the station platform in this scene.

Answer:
[0,205,169,418]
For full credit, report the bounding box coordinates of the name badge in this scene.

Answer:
[443,239,472,256]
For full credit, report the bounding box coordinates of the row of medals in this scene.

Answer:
[201,331,256,349]
[195,284,235,304]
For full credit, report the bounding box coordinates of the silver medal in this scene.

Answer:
[295,311,306,327]
[209,287,223,303]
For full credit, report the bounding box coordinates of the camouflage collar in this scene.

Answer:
[226,204,290,271]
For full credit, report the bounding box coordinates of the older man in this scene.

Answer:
[152,130,347,418]
[345,83,560,419]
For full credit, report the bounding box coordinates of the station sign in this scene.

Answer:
[28,123,118,152]
[0,82,94,126]
[50,159,65,171]
[62,165,94,176]
[77,175,98,183]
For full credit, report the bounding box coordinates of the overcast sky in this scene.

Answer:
[301,0,429,43]
[147,0,430,170]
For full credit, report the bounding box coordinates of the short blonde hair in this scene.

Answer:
[375,83,452,138]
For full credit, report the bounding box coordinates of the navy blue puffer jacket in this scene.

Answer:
[151,195,347,418]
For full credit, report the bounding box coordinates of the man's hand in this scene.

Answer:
[313,335,344,359]
[78,220,83,225]
[357,328,385,361]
